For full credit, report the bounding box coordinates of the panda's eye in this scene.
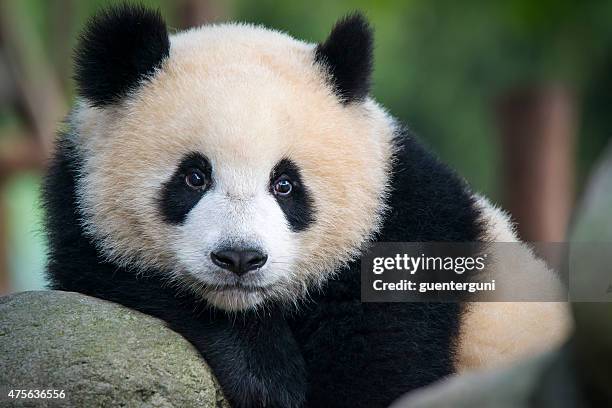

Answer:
[185,169,207,189]
[273,177,293,197]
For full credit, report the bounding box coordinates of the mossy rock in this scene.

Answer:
[0,290,228,408]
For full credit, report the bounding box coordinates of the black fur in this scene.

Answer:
[288,127,484,407]
[74,4,169,107]
[158,152,213,224]
[315,13,373,104]
[270,158,316,232]
[43,136,306,408]
[44,126,483,408]
[44,8,485,408]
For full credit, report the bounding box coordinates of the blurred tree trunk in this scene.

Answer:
[0,199,6,294]
[496,85,576,243]
[177,0,226,28]
[0,2,67,294]
[51,0,75,90]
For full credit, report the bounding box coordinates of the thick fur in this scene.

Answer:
[457,198,570,371]
[44,6,568,408]
[74,5,170,106]
[287,127,485,407]
[44,137,307,407]
[315,13,373,103]
[45,126,481,408]
[68,21,394,310]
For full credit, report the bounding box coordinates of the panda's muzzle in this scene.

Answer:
[210,248,268,276]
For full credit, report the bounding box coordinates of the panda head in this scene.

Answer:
[72,5,395,311]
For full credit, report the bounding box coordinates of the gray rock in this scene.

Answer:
[390,344,582,408]
[0,290,229,408]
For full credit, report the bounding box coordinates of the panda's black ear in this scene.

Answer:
[74,4,170,107]
[315,13,373,104]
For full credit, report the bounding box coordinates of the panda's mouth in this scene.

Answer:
[202,280,278,311]
[213,283,272,294]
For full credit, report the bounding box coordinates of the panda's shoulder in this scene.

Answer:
[456,196,571,371]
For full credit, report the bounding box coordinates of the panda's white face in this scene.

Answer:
[73,23,395,311]
[167,153,301,311]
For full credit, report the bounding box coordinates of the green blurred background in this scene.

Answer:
[0,0,610,293]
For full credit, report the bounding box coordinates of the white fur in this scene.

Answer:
[456,196,571,371]
[72,23,395,310]
[172,174,298,310]
[70,21,569,369]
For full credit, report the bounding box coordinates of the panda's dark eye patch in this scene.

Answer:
[270,159,315,232]
[159,152,212,224]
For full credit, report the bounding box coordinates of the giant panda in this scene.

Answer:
[43,5,570,408]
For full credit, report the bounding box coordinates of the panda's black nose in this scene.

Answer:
[211,249,268,276]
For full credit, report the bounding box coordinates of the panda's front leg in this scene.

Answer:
[168,308,307,408]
